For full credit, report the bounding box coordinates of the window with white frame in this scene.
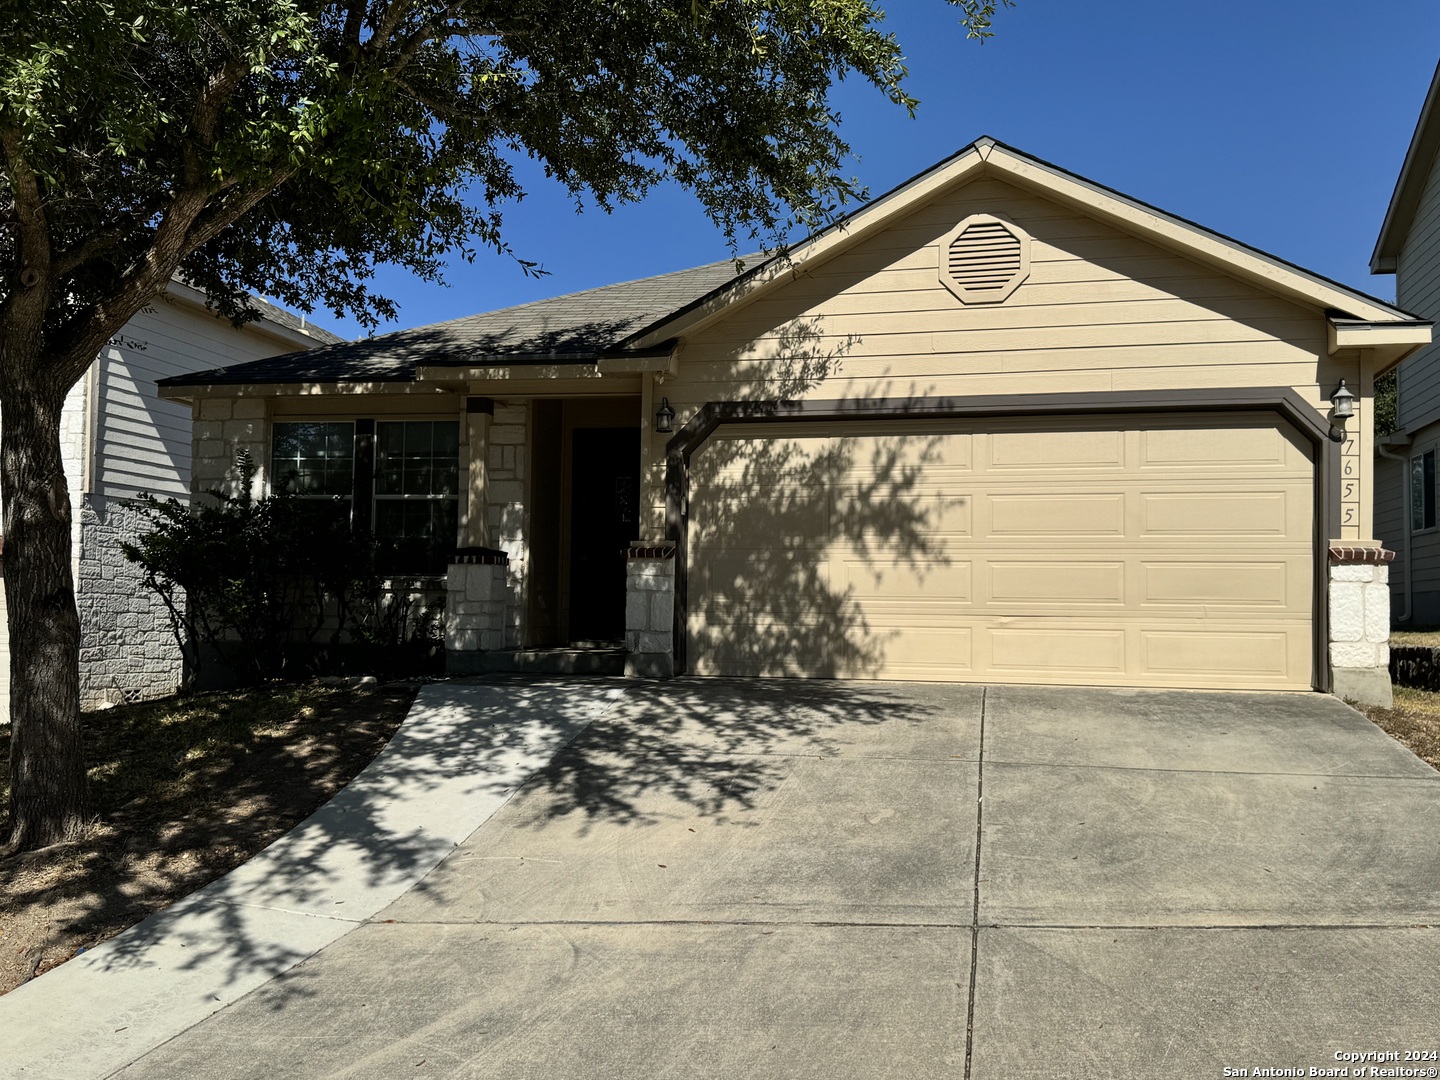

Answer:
[270,418,460,574]
[1412,448,1436,532]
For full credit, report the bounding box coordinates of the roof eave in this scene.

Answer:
[1327,316,1433,375]
[1372,58,1440,275]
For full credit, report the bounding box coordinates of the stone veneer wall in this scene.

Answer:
[191,396,269,501]
[1328,545,1394,707]
[77,495,184,707]
[624,545,676,678]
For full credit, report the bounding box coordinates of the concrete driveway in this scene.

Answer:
[53,680,1440,1076]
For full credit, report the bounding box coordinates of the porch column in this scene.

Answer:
[463,396,493,547]
[446,549,510,674]
[624,542,677,678]
[1328,544,1394,707]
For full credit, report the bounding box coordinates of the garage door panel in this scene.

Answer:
[1139,424,1296,469]
[988,493,1127,536]
[833,555,973,604]
[1141,560,1296,608]
[688,413,1315,691]
[836,492,973,541]
[988,561,1126,606]
[989,627,1128,675]
[1139,628,1303,681]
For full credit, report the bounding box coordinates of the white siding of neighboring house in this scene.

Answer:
[1,292,333,715]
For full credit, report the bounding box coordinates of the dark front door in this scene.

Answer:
[568,426,640,642]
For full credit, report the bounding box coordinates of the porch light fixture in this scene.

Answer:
[1328,380,1356,442]
[1330,380,1356,420]
[655,397,675,434]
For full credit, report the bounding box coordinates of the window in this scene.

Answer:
[270,418,460,575]
[272,421,355,528]
[374,420,460,575]
[1412,449,1436,532]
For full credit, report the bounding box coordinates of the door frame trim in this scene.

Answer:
[664,388,1337,689]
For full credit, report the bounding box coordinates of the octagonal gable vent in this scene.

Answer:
[939,214,1030,304]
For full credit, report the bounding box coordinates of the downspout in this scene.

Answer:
[1377,437,1413,623]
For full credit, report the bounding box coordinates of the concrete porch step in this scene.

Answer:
[476,646,627,676]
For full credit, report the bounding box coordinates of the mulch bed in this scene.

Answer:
[0,681,417,996]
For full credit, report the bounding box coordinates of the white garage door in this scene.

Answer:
[687,413,1315,690]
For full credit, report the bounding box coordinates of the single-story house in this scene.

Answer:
[159,138,1431,704]
[1373,58,1440,626]
[0,281,341,713]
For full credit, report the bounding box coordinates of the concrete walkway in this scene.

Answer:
[6,679,1440,1078]
[1,678,627,1080]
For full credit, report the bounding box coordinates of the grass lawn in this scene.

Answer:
[0,681,417,996]
[1357,685,1440,771]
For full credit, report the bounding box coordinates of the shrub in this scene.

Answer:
[122,452,441,685]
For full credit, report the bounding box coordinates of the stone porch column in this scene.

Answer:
[625,542,676,679]
[446,548,509,675]
[1328,544,1394,707]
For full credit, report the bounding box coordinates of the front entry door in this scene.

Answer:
[568,427,641,642]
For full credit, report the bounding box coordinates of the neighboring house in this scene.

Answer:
[159,138,1429,705]
[1373,59,1440,627]
[0,280,342,714]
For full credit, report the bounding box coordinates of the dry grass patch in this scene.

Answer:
[1387,630,1440,647]
[0,681,416,996]
[1358,685,1440,772]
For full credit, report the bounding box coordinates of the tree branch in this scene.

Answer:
[54,229,125,278]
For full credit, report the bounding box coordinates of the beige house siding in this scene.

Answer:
[1396,139,1440,434]
[643,177,1364,540]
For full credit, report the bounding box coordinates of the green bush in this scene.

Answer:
[122,452,442,686]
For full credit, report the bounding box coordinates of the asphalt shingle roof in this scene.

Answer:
[160,258,748,388]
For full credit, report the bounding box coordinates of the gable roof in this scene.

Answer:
[159,258,743,388]
[1373,59,1440,274]
[623,137,1420,351]
[162,137,1428,392]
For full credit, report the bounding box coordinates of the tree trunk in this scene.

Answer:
[2,381,86,851]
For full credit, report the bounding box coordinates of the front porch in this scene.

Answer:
[442,393,677,679]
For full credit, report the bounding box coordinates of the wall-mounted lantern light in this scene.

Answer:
[655,397,675,434]
[1331,380,1356,420]
[1328,379,1357,442]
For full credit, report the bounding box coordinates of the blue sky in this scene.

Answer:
[313,1,1440,340]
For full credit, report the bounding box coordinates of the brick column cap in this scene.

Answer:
[450,546,509,566]
[627,542,677,560]
[1329,545,1395,565]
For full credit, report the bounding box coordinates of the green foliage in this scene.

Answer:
[1375,370,1397,439]
[1,0,1013,340]
[120,452,438,685]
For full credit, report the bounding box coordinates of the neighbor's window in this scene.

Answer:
[1411,449,1436,532]
[373,420,460,575]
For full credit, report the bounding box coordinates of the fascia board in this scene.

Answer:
[985,146,1410,324]
[156,380,447,401]
[415,362,605,382]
